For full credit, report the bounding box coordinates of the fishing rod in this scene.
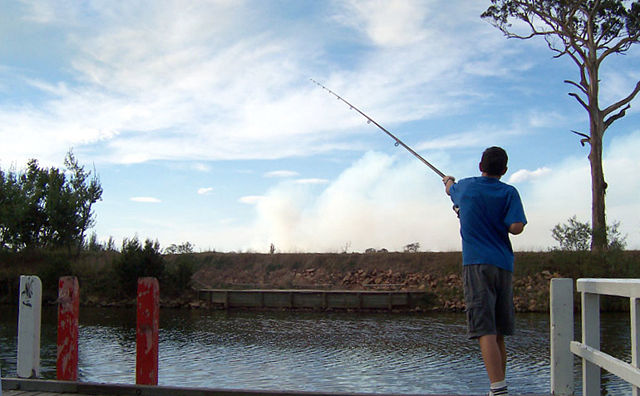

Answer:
[310,78,445,179]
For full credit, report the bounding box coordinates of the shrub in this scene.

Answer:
[38,252,72,301]
[113,237,165,296]
[163,254,196,295]
[404,242,420,253]
[551,216,627,251]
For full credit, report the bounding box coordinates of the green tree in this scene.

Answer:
[482,0,640,251]
[0,151,103,252]
[0,168,24,250]
[551,215,627,250]
[165,241,195,254]
[42,166,76,250]
[114,237,165,295]
[403,242,420,253]
[15,160,49,249]
[64,151,103,252]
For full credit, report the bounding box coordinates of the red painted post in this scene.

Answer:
[136,277,159,385]
[57,276,79,381]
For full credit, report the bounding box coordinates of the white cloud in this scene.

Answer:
[244,151,458,252]
[265,170,299,178]
[0,1,531,167]
[236,131,640,252]
[599,69,640,114]
[197,187,214,195]
[334,0,429,47]
[527,111,567,128]
[415,123,526,152]
[5,1,639,254]
[295,178,329,185]
[239,195,265,205]
[192,163,211,172]
[130,197,161,203]
[510,130,640,250]
[508,167,552,184]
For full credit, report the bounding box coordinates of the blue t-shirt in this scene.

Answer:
[449,176,527,272]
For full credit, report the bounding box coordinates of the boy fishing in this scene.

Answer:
[443,146,527,396]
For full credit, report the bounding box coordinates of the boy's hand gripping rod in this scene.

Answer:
[310,78,445,178]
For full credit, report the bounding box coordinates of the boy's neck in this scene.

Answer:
[481,172,502,180]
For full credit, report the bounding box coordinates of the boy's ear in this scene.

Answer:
[501,166,508,176]
[478,162,483,172]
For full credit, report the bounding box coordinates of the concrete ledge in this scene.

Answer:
[1,377,427,396]
[197,289,429,311]
[1,378,551,396]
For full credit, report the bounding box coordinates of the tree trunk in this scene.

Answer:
[586,43,607,252]
[589,132,607,251]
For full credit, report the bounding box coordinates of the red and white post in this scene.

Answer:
[57,276,79,381]
[136,277,159,385]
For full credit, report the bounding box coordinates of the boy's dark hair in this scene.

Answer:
[480,146,508,176]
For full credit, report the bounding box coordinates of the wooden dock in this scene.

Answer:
[1,378,548,396]
[196,289,430,311]
[0,378,443,396]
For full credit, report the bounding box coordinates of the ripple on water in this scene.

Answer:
[0,307,632,395]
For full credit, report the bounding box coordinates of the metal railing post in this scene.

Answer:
[582,291,600,396]
[551,278,574,395]
[632,296,640,396]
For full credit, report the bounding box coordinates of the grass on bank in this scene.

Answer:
[0,248,638,310]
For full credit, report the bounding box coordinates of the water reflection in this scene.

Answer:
[0,306,631,395]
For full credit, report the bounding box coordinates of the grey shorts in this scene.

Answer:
[462,264,515,339]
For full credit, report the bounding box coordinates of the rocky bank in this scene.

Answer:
[190,255,563,312]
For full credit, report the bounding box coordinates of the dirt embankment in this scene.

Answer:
[2,250,636,311]
[187,251,603,312]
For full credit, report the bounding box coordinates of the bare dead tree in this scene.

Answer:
[482,0,640,251]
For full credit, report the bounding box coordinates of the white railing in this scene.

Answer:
[550,278,640,396]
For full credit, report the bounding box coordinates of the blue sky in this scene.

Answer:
[1,1,639,253]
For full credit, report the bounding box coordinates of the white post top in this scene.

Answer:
[577,278,640,298]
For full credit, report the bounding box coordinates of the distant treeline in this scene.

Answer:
[0,151,102,253]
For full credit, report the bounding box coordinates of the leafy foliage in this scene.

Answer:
[551,216,627,251]
[113,237,165,296]
[403,242,420,253]
[0,151,102,253]
[482,0,640,50]
[164,254,196,295]
[165,241,195,254]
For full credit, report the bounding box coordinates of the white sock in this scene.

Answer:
[490,380,508,396]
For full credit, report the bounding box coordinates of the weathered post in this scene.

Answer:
[136,277,159,385]
[17,275,42,378]
[582,288,601,396]
[550,278,574,395]
[57,276,79,381]
[632,296,639,396]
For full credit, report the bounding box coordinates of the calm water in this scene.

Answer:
[0,306,632,395]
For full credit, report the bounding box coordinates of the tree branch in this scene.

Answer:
[564,79,588,94]
[603,104,630,131]
[571,130,591,146]
[599,31,640,63]
[602,79,640,117]
[568,92,589,111]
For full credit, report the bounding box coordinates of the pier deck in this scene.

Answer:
[1,378,547,396]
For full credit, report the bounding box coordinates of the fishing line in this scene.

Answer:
[310,78,445,179]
